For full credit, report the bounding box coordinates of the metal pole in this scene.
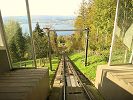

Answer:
[124,49,127,63]
[85,28,89,66]
[0,10,12,69]
[53,31,59,56]
[46,28,52,71]
[25,0,37,68]
[108,0,119,66]
[50,29,83,31]
[129,36,133,63]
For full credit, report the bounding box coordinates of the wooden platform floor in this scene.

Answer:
[49,60,63,100]
[0,68,49,100]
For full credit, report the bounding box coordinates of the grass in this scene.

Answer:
[12,60,34,68]
[45,56,59,83]
[69,52,107,81]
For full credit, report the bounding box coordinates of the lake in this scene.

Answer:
[3,15,76,36]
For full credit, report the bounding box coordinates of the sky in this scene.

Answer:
[0,0,82,16]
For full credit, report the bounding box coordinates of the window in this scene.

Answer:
[110,0,133,65]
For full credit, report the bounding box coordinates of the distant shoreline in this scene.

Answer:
[3,15,75,36]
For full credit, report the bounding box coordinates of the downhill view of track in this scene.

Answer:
[49,54,104,100]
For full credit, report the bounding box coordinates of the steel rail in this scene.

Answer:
[50,29,84,32]
[65,56,95,100]
[67,61,79,87]
[63,55,66,100]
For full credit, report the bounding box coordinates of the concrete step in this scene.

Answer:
[0,68,49,100]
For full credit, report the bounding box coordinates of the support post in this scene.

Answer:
[53,31,59,57]
[108,0,119,66]
[85,28,89,66]
[46,28,52,71]
[124,49,127,63]
[129,36,133,63]
[25,0,37,68]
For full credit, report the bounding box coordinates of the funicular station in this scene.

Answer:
[0,0,133,100]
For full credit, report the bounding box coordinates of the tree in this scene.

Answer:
[74,0,116,53]
[5,20,26,62]
[9,37,18,62]
[50,31,59,56]
[93,0,116,51]
[23,33,32,60]
[14,23,26,61]
[33,22,48,59]
[4,19,18,43]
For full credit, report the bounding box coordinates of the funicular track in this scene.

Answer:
[63,54,93,100]
[49,54,104,100]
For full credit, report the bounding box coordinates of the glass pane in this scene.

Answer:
[1,0,35,68]
[110,0,133,65]
[0,33,4,47]
[28,0,76,67]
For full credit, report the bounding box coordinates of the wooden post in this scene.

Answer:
[46,28,52,71]
[25,0,37,68]
[85,28,89,66]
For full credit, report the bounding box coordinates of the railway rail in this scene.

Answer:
[63,55,93,100]
[49,54,104,100]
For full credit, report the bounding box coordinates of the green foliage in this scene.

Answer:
[58,36,65,44]
[45,56,59,82]
[33,23,48,58]
[23,34,32,60]
[9,37,19,62]
[50,31,58,55]
[74,0,116,52]
[5,20,26,62]
[14,23,26,61]
[4,19,18,43]
[70,33,85,51]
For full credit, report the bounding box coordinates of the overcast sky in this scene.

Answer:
[0,0,82,16]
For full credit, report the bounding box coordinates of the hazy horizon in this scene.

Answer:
[3,15,75,36]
